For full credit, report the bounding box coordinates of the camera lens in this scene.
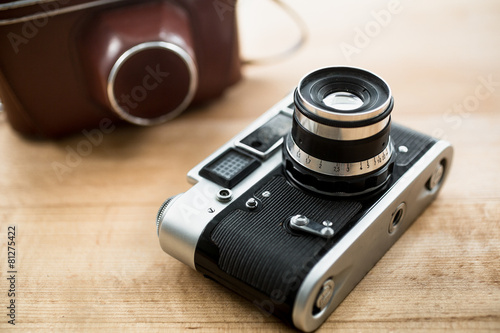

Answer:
[284,67,395,196]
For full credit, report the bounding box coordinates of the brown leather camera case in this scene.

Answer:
[0,0,241,137]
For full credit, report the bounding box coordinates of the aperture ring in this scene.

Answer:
[295,111,390,141]
[286,135,394,177]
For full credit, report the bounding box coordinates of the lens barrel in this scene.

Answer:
[284,67,396,196]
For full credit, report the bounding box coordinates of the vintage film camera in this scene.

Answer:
[0,0,240,137]
[156,67,453,331]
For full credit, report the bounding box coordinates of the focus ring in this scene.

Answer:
[286,134,394,177]
[284,146,396,196]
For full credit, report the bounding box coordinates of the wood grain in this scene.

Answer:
[1,0,499,331]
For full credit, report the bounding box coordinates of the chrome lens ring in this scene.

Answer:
[296,66,392,123]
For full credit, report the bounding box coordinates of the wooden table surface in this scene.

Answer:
[1,0,499,331]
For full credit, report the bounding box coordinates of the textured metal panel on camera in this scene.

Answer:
[210,176,362,297]
[391,124,437,167]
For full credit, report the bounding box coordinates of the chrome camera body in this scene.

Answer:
[156,67,453,331]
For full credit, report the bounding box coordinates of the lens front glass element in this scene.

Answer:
[322,91,363,111]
